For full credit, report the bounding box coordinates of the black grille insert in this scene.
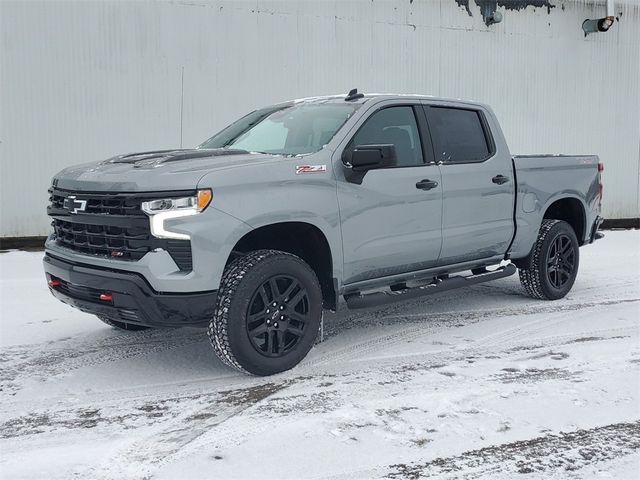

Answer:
[53,277,106,304]
[48,187,193,271]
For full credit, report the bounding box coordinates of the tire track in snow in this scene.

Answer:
[3,299,635,417]
[0,328,206,393]
[1,299,636,476]
[2,324,636,478]
[361,325,637,377]
[151,325,639,480]
[3,290,635,395]
[61,381,291,480]
[474,277,637,299]
[386,421,640,479]
[175,304,638,466]
[343,317,637,371]
[303,298,639,371]
[3,320,633,441]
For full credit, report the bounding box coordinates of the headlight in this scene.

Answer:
[142,189,212,240]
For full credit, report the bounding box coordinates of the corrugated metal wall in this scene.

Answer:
[1,0,638,237]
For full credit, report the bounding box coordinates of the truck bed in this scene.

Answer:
[508,154,601,260]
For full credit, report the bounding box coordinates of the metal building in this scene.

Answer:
[1,0,638,239]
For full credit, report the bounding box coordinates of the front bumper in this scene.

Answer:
[43,200,252,294]
[43,254,216,327]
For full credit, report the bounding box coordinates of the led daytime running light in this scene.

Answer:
[141,189,212,240]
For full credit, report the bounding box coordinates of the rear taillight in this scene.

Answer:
[598,162,604,202]
[48,278,61,288]
[99,293,113,302]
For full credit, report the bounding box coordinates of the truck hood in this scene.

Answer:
[52,148,286,192]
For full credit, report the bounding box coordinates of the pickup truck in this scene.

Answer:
[44,90,604,376]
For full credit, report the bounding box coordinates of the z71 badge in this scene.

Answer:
[296,164,327,175]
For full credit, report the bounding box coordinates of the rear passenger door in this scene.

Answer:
[423,104,514,265]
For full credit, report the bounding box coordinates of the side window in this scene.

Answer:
[427,107,491,164]
[349,106,424,167]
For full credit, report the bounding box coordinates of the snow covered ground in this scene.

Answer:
[0,231,638,480]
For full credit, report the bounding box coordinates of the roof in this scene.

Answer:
[288,92,484,108]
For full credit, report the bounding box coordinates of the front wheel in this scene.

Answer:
[519,219,580,300]
[208,250,322,376]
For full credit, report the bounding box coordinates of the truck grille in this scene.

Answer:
[48,188,146,215]
[47,187,193,271]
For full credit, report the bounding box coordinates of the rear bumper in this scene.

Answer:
[590,215,604,243]
[43,254,216,327]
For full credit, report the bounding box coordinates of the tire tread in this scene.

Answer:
[207,249,318,375]
[518,219,565,300]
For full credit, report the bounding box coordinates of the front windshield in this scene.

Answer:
[198,103,359,155]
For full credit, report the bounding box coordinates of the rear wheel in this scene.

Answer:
[97,316,150,331]
[208,250,322,376]
[518,219,579,300]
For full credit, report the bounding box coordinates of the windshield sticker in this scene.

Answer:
[296,165,327,175]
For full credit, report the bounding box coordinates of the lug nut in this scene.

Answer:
[280,316,284,320]
[267,319,271,324]
[274,322,278,328]
[279,306,284,310]
[273,302,277,307]
[266,309,270,313]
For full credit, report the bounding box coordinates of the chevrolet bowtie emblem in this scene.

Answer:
[63,195,87,214]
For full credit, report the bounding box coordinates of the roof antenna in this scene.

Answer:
[345,88,364,101]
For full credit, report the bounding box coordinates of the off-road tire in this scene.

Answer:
[96,316,150,331]
[518,219,579,300]
[208,250,322,376]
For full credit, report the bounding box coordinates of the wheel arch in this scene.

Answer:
[513,195,586,270]
[542,196,587,245]
[227,221,337,310]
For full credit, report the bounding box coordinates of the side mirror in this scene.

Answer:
[342,144,397,184]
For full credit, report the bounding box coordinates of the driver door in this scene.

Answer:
[336,104,443,285]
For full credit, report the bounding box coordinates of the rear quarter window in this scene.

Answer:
[427,107,492,164]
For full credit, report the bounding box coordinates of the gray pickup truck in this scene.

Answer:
[44,90,604,375]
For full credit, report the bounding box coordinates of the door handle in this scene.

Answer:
[416,179,439,190]
[492,174,510,185]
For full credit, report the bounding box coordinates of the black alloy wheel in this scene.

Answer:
[208,250,322,376]
[246,275,310,357]
[518,219,580,300]
[545,233,576,289]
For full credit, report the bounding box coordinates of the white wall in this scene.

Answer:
[1,0,638,237]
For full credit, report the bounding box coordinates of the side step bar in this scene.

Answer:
[344,264,517,310]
